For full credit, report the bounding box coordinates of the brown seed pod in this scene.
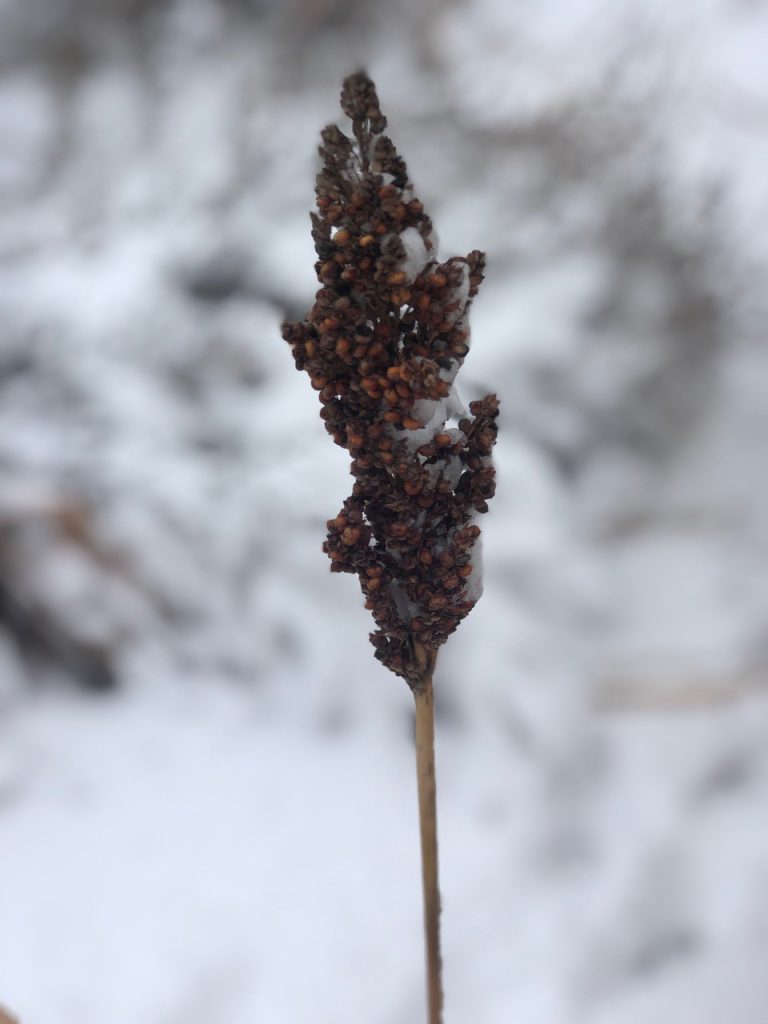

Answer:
[281,71,498,687]
[342,526,361,546]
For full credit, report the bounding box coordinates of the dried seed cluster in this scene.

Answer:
[283,72,499,689]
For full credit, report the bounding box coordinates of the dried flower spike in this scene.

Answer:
[283,71,499,1024]
[283,71,499,691]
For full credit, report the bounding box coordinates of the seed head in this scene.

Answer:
[282,72,499,689]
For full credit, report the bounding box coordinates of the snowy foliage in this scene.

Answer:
[1,1,767,1022]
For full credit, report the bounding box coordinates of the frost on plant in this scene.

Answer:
[283,72,498,689]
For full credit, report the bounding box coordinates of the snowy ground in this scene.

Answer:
[1,1,767,1021]
[3,680,768,1024]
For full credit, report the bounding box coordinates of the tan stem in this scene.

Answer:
[413,645,443,1024]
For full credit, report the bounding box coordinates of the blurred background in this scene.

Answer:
[1,0,767,1021]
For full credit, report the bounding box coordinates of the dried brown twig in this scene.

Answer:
[282,71,498,1024]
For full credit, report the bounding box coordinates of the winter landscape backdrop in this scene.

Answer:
[1,1,767,1022]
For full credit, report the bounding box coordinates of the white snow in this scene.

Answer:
[397,225,430,282]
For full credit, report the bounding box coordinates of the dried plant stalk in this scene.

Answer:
[282,71,498,1024]
[414,643,442,1023]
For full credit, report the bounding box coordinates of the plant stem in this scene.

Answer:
[413,643,443,1024]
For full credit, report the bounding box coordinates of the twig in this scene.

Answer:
[593,673,765,713]
[282,72,498,1023]
[414,643,443,1024]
